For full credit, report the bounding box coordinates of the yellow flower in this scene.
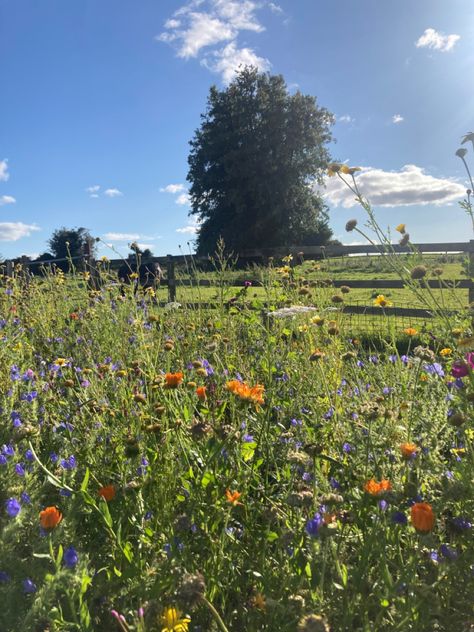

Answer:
[440,348,452,356]
[161,607,191,632]
[340,164,361,175]
[403,327,417,336]
[327,163,341,176]
[457,337,474,351]
[395,223,406,234]
[373,295,393,308]
[54,358,67,366]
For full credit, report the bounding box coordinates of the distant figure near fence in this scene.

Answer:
[117,260,163,290]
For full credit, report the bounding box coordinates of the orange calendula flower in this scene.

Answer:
[195,386,207,401]
[98,485,116,501]
[39,506,63,530]
[440,348,452,356]
[226,380,264,405]
[226,489,242,506]
[411,502,435,533]
[364,479,392,496]
[400,442,419,459]
[403,327,418,336]
[164,372,184,388]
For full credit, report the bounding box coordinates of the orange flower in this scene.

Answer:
[364,479,392,496]
[411,502,435,533]
[164,372,184,388]
[98,485,116,501]
[400,442,419,459]
[39,506,63,530]
[226,380,264,405]
[196,386,207,401]
[226,489,242,506]
[403,327,418,336]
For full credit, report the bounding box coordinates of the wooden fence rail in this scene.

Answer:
[3,240,474,314]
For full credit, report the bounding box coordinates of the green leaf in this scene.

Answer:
[241,441,257,462]
[266,531,279,542]
[201,471,215,488]
[113,567,122,578]
[80,467,90,492]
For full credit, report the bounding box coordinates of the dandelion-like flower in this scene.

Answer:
[225,489,242,506]
[373,295,393,308]
[165,372,184,388]
[160,606,191,632]
[364,479,392,496]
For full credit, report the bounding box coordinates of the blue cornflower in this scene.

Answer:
[242,433,254,442]
[15,463,25,476]
[23,578,37,593]
[2,444,14,457]
[342,442,353,454]
[63,546,79,569]
[5,498,21,518]
[391,511,407,525]
[21,491,31,504]
[60,455,77,470]
[0,571,10,583]
[305,513,323,537]
[0,455,7,466]
[440,544,458,561]
[423,363,444,377]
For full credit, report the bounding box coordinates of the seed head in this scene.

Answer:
[411,265,427,280]
[297,614,330,632]
[345,219,357,232]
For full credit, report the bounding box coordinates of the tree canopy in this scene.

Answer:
[187,66,335,255]
[48,227,95,261]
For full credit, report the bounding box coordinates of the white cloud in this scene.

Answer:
[339,115,354,124]
[86,185,100,194]
[104,232,142,241]
[175,192,191,205]
[104,188,123,198]
[0,222,40,241]
[157,0,270,82]
[136,243,155,251]
[160,183,186,194]
[415,28,460,52]
[321,164,466,208]
[0,195,16,206]
[203,41,271,84]
[90,194,99,198]
[0,159,10,182]
[268,2,283,14]
[392,114,404,124]
[176,224,199,234]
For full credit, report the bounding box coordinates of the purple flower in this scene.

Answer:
[60,455,77,470]
[391,511,407,525]
[15,463,25,477]
[306,512,323,537]
[63,546,79,569]
[5,497,21,518]
[440,544,458,560]
[0,455,7,466]
[23,578,37,594]
[0,571,10,583]
[423,363,444,377]
[342,442,353,454]
[21,491,31,504]
[451,362,469,379]
[378,499,388,511]
[242,433,254,442]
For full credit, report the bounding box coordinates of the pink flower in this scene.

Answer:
[451,361,469,378]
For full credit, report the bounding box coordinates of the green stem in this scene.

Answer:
[201,596,230,632]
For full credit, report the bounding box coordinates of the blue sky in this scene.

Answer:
[1,0,473,259]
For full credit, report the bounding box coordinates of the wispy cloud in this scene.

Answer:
[160,183,186,194]
[321,165,465,208]
[104,232,142,242]
[176,216,201,234]
[157,0,273,82]
[175,193,191,206]
[104,188,124,198]
[416,28,460,52]
[202,41,271,84]
[392,114,404,124]
[0,159,10,182]
[338,115,354,124]
[0,222,40,241]
[0,195,16,206]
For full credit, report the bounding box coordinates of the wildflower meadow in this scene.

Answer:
[0,169,473,632]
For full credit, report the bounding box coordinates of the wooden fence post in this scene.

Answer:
[84,240,100,290]
[5,260,13,279]
[167,255,176,302]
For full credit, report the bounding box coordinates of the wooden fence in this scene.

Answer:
[3,240,474,319]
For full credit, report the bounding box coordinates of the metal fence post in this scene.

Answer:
[166,255,176,302]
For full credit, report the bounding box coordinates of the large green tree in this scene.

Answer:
[187,66,335,254]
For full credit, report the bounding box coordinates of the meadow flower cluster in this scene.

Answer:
[0,252,472,632]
